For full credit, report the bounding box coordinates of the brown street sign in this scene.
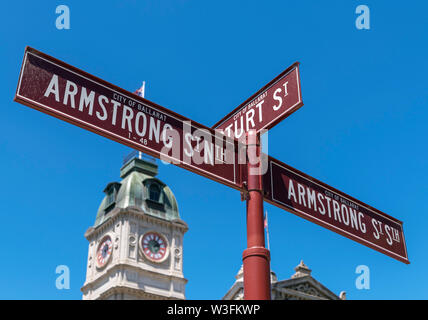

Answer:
[263,156,409,264]
[211,61,408,264]
[213,62,303,139]
[14,47,243,191]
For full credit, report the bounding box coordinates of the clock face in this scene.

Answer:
[96,236,112,268]
[141,232,168,263]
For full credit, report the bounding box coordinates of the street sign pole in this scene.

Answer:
[243,130,271,300]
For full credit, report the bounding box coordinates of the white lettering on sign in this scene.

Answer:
[273,81,289,111]
[224,80,290,139]
[285,177,368,235]
[372,218,401,245]
[44,74,169,141]
[214,64,302,139]
[42,73,238,169]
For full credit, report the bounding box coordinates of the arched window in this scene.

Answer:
[104,182,121,213]
[149,184,161,202]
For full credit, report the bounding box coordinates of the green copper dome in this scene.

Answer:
[94,157,179,228]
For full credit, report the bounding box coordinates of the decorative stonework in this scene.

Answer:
[291,260,312,278]
[287,283,328,299]
[174,247,182,271]
[223,260,344,301]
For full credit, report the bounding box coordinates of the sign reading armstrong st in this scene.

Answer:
[14,47,243,191]
[263,156,409,264]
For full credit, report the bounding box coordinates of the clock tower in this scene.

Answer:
[81,154,188,300]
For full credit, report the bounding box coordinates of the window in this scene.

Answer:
[149,184,161,202]
[106,190,115,207]
[104,182,121,213]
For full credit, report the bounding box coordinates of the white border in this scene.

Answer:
[270,160,408,261]
[16,51,238,187]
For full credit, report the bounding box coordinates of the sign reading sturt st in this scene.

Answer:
[213,62,303,139]
[14,47,243,191]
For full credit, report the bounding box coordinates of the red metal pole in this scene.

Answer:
[243,130,271,300]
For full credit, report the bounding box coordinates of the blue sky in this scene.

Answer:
[0,1,427,299]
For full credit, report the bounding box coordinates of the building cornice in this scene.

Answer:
[81,262,188,294]
[85,206,188,241]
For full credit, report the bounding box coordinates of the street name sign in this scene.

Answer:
[213,63,303,139]
[212,63,408,264]
[14,47,243,191]
[263,156,409,264]
[15,47,409,266]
